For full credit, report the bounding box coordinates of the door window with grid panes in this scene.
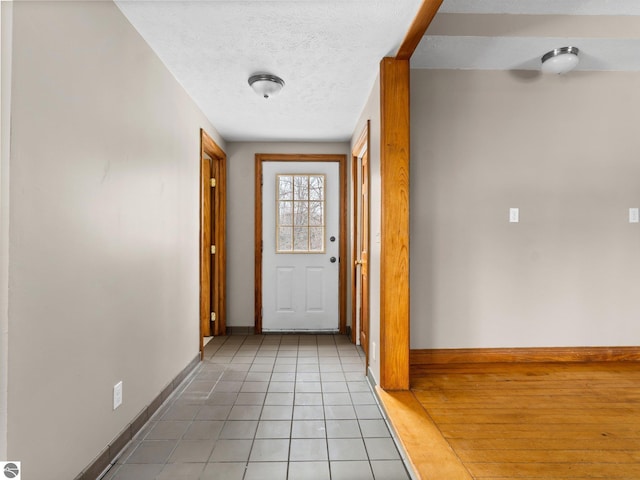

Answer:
[276,174,325,253]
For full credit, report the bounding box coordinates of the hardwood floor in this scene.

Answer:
[380,362,640,480]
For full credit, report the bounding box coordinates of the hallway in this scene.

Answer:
[103,334,411,480]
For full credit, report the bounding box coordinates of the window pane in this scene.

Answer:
[309,175,324,200]
[309,227,324,251]
[293,201,308,226]
[275,173,326,253]
[279,175,293,200]
[278,227,292,251]
[279,201,293,226]
[293,227,308,251]
[293,176,308,200]
[309,201,324,226]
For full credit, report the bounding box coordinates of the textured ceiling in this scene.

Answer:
[115,0,640,142]
[115,0,423,142]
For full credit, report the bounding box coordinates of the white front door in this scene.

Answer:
[262,161,340,332]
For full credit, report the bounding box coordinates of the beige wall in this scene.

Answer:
[6,2,224,478]
[411,69,640,349]
[0,1,13,461]
[225,141,350,328]
[351,75,382,382]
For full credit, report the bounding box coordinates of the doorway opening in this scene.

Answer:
[199,129,227,359]
[255,154,347,334]
[352,122,370,367]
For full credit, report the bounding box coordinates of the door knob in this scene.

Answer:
[354,259,363,266]
[330,257,337,263]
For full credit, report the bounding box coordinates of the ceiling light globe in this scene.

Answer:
[541,46,580,75]
[248,74,285,99]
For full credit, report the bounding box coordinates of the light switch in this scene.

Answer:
[630,208,639,224]
[509,208,519,223]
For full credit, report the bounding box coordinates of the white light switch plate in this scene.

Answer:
[509,208,519,223]
[630,208,639,223]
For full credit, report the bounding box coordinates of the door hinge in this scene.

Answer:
[210,178,216,188]
[211,312,216,322]
[211,245,216,254]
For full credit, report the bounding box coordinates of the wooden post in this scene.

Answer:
[379,57,410,390]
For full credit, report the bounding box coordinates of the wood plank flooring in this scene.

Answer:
[376,387,473,480]
[386,362,640,480]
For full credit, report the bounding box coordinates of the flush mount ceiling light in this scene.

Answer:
[541,46,580,74]
[248,73,285,99]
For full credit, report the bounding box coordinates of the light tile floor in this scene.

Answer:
[103,334,411,480]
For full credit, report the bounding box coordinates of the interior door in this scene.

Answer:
[209,157,218,335]
[262,161,340,332]
[356,151,370,355]
[200,128,227,352]
[200,156,213,337]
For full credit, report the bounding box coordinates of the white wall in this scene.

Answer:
[411,69,640,349]
[351,76,382,383]
[7,2,224,478]
[225,141,349,328]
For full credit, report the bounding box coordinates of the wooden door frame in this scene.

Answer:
[199,129,227,359]
[351,122,370,345]
[255,153,347,335]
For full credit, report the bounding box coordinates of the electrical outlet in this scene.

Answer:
[371,342,376,362]
[113,381,123,410]
[629,208,639,224]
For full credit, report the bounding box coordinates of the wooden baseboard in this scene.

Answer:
[410,346,640,365]
[74,354,201,480]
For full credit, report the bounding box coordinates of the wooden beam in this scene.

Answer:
[396,0,444,60]
[380,57,410,390]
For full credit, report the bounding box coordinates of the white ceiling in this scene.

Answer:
[115,0,424,142]
[115,0,640,142]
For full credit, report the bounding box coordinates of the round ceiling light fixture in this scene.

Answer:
[248,73,285,99]
[541,46,580,74]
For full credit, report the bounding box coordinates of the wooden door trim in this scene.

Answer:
[379,58,410,390]
[255,153,348,335]
[200,129,227,359]
[351,122,370,345]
